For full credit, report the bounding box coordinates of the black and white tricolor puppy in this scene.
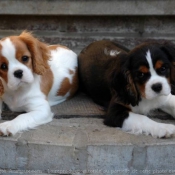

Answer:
[78,40,175,138]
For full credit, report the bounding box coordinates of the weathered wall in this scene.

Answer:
[1,15,175,54]
[0,0,175,54]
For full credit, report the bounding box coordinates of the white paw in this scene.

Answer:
[123,120,175,138]
[150,123,175,138]
[122,113,175,138]
[0,121,17,136]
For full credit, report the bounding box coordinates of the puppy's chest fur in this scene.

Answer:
[2,75,43,112]
[131,96,167,115]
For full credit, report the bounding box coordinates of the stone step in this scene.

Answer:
[1,117,175,175]
[1,93,105,121]
[1,93,173,121]
[1,94,175,175]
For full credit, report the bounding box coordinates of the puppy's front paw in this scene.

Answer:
[151,123,175,138]
[0,121,17,136]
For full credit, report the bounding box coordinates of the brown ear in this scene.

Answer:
[110,54,140,106]
[0,79,4,97]
[19,31,50,75]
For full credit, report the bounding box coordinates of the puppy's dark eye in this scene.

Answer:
[160,66,166,73]
[137,72,145,78]
[21,56,29,62]
[0,63,8,70]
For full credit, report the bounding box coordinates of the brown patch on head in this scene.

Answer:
[19,31,50,75]
[0,44,8,84]
[40,68,53,96]
[57,68,78,98]
[155,60,163,70]
[49,45,70,51]
[9,36,33,71]
[139,66,149,73]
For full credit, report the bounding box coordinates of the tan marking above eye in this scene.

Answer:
[155,60,163,69]
[139,66,149,73]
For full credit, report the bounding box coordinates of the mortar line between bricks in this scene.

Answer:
[1,30,175,39]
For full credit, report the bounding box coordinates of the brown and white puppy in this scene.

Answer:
[78,40,175,138]
[0,31,78,136]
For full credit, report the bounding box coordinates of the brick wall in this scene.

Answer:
[0,0,175,53]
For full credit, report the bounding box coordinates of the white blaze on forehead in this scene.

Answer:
[145,50,157,76]
[1,38,16,62]
[144,50,170,99]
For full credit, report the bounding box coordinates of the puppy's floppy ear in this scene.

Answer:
[19,31,50,75]
[0,79,4,97]
[160,42,175,93]
[110,53,140,106]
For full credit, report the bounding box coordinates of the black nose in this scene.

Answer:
[14,70,23,79]
[151,83,162,93]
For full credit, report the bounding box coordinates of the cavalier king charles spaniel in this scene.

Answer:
[78,40,175,138]
[0,31,78,136]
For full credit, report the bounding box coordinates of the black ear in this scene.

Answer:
[110,54,140,106]
[160,42,175,63]
[160,42,175,94]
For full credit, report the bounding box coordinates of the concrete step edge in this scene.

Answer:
[0,0,175,16]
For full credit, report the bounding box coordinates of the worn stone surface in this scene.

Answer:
[0,118,175,174]
[1,93,105,121]
[1,93,173,121]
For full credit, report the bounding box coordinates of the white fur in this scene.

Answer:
[109,50,120,56]
[0,39,77,136]
[127,94,175,138]
[122,111,175,138]
[104,48,120,57]
[145,50,170,99]
[122,51,175,138]
[48,47,77,106]
[1,38,34,91]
